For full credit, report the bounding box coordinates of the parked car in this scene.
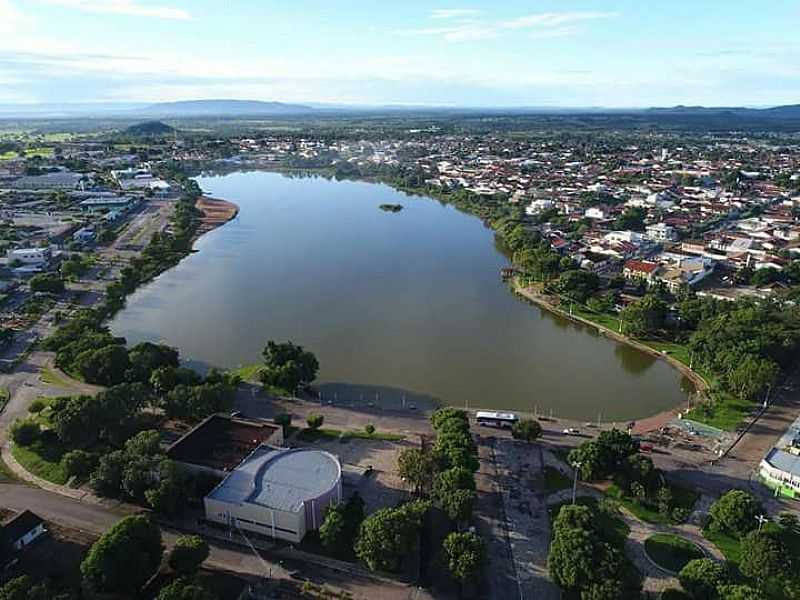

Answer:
[563,427,580,435]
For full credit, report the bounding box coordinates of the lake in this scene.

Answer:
[110,170,692,421]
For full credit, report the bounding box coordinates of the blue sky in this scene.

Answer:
[1,0,798,107]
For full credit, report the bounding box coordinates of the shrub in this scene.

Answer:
[61,449,97,479]
[168,535,209,576]
[364,424,375,436]
[306,414,324,430]
[28,399,46,413]
[10,419,40,446]
[708,490,763,538]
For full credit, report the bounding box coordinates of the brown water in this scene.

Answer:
[110,171,692,420]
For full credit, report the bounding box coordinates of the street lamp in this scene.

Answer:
[571,461,582,505]
[755,513,769,532]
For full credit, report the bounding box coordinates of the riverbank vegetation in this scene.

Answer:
[259,340,319,395]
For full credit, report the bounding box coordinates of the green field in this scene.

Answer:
[644,533,704,573]
[606,483,699,525]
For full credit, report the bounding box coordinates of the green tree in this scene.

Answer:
[555,269,600,303]
[397,447,438,495]
[0,576,50,600]
[717,584,766,600]
[81,515,164,594]
[568,441,610,480]
[727,356,779,402]
[355,500,430,572]
[548,527,598,590]
[442,531,486,585]
[678,559,729,600]
[273,413,293,437]
[319,504,348,556]
[157,578,216,600]
[9,419,40,446]
[168,535,210,576]
[74,344,130,386]
[621,294,668,337]
[709,490,764,538]
[260,340,319,392]
[738,531,790,586]
[511,418,543,442]
[61,449,97,479]
[29,273,65,294]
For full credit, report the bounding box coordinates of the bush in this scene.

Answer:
[306,414,324,430]
[168,535,209,576]
[364,424,375,436]
[61,449,97,479]
[708,490,763,538]
[10,419,40,446]
[274,413,292,436]
[678,558,729,600]
[28,399,46,413]
[511,418,542,442]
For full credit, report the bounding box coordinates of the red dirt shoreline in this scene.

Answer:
[194,196,239,239]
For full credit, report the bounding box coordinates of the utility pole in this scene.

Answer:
[571,461,582,505]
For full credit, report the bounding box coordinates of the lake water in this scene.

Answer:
[110,171,692,420]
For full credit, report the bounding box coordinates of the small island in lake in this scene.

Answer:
[379,203,404,212]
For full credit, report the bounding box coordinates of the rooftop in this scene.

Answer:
[207,447,341,513]
[167,414,282,472]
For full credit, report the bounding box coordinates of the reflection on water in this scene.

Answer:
[110,171,689,421]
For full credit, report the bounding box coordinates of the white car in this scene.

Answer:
[563,427,580,435]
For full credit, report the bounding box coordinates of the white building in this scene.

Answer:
[646,223,678,242]
[525,198,554,216]
[7,247,51,266]
[204,447,342,544]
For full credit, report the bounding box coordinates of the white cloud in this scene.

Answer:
[399,24,496,42]
[41,0,190,20]
[502,11,618,30]
[430,8,481,20]
[0,0,31,33]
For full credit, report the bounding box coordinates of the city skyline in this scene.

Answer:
[1,1,799,107]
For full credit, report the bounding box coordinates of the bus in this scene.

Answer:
[475,411,519,429]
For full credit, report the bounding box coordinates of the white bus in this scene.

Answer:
[475,411,519,429]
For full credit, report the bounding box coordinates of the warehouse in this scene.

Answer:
[204,446,342,543]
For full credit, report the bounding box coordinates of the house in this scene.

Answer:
[623,260,660,282]
[2,510,47,553]
[646,222,678,242]
[7,247,51,266]
[585,206,608,220]
[525,198,554,216]
[72,226,96,244]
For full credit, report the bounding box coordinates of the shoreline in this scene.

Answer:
[194,195,239,240]
[511,279,708,433]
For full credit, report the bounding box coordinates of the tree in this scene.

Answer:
[431,407,469,431]
[125,429,162,456]
[397,448,438,495]
[274,413,293,436]
[615,207,646,231]
[777,512,798,533]
[442,531,486,585]
[511,418,543,442]
[364,423,375,436]
[555,269,600,303]
[440,488,476,522]
[260,340,319,392]
[157,578,216,600]
[168,535,210,576]
[717,584,766,600]
[738,531,790,586]
[568,441,611,480]
[709,490,764,538]
[29,273,65,294]
[74,344,130,386]
[678,559,729,600]
[355,500,430,572]
[553,505,594,534]
[146,460,188,516]
[61,449,97,479]
[0,576,50,600]
[81,515,164,594]
[548,527,598,590]
[306,414,324,430]
[727,356,779,401]
[9,419,40,446]
[621,294,668,337]
[319,504,348,556]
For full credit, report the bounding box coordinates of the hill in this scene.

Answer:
[124,120,176,136]
[139,99,313,117]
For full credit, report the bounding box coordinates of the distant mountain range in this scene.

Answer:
[644,104,800,118]
[138,99,314,117]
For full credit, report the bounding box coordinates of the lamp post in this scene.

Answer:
[755,513,769,532]
[571,461,582,505]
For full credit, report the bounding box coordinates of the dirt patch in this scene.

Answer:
[195,196,239,238]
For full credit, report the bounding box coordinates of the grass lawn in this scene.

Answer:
[11,436,68,485]
[0,454,17,482]
[297,427,343,442]
[0,151,17,160]
[230,363,262,382]
[644,533,704,573]
[606,483,699,525]
[571,305,622,332]
[543,466,572,494]
[705,522,800,568]
[550,496,630,547]
[24,147,54,158]
[40,367,79,389]
[686,392,754,431]
[342,430,405,442]
[643,340,691,366]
